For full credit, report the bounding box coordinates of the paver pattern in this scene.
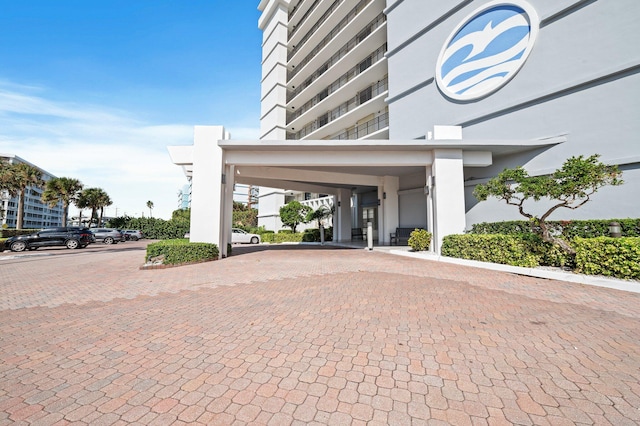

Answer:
[1,242,639,425]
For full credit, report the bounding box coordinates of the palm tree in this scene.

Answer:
[146,200,154,218]
[77,188,111,227]
[98,192,112,226]
[5,162,44,229]
[0,159,17,192]
[41,177,83,227]
[0,160,17,221]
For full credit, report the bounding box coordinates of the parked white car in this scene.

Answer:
[232,228,261,244]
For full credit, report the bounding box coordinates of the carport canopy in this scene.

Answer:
[168,125,564,257]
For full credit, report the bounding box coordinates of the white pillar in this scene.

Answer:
[377,184,384,244]
[221,164,235,258]
[189,126,228,253]
[425,165,434,250]
[257,187,285,231]
[336,188,352,242]
[432,149,466,253]
[380,176,399,245]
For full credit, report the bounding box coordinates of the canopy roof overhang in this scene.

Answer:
[169,136,565,192]
[167,130,566,256]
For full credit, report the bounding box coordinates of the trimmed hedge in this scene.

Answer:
[261,232,304,243]
[469,218,640,238]
[1,229,38,238]
[442,234,639,280]
[575,237,640,280]
[302,227,333,242]
[146,239,219,265]
[441,234,540,267]
[107,217,190,240]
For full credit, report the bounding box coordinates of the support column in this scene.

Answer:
[380,176,399,245]
[221,164,235,258]
[335,188,352,242]
[189,126,227,252]
[432,149,466,253]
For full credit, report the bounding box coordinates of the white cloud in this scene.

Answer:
[227,126,260,140]
[0,83,200,220]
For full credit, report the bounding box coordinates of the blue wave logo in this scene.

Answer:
[436,2,539,101]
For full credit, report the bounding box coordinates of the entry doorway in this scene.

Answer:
[361,207,378,242]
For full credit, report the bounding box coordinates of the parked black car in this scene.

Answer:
[3,227,94,252]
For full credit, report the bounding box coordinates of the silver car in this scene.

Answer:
[123,229,144,241]
[91,228,125,244]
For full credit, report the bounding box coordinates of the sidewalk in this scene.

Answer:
[328,241,640,294]
[1,242,639,425]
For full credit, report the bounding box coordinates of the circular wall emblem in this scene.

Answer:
[435,0,539,101]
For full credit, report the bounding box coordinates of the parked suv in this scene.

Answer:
[123,230,143,241]
[3,227,94,252]
[91,228,125,244]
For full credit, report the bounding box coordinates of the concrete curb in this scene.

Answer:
[390,250,640,294]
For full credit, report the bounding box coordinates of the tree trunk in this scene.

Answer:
[538,220,575,255]
[16,189,25,229]
[62,203,68,227]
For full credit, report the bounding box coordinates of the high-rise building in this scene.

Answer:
[0,154,64,229]
[258,0,389,231]
[256,0,639,239]
[171,0,639,257]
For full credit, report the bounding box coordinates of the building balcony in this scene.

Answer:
[288,0,374,62]
[330,111,389,140]
[288,42,386,105]
[288,0,338,47]
[288,13,386,96]
[286,77,387,140]
[287,56,387,128]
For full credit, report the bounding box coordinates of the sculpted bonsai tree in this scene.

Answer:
[279,200,312,233]
[473,154,623,254]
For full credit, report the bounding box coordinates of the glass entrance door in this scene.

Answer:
[362,207,378,241]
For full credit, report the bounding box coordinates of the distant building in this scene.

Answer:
[178,183,191,210]
[0,154,64,229]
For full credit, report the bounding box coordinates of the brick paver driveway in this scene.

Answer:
[1,242,639,425]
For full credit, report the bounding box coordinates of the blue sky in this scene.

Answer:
[0,1,262,220]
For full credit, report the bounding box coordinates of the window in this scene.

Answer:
[357,27,371,43]
[362,208,377,230]
[359,86,373,104]
[317,88,328,102]
[359,57,372,73]
[318,113,329,127]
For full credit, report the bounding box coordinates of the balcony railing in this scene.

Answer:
[288,0,305,20]
[286,77,388,140]
[288,0,324,40]
[288,0,372,61]
[331,111,389,140]
[288,12,386,82]
[287,44,387,121]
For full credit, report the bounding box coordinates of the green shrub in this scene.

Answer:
[441,234,540,267]
[469,218,640,238]
[247,226,270,235]
[107,216,190,240]
[146,239,218,265]
[261,232,304,243]
[302,227,333,242]
[1,229,37,238]
[278,229,294,234]
[408,229,432,251]
[574,237,640,280]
